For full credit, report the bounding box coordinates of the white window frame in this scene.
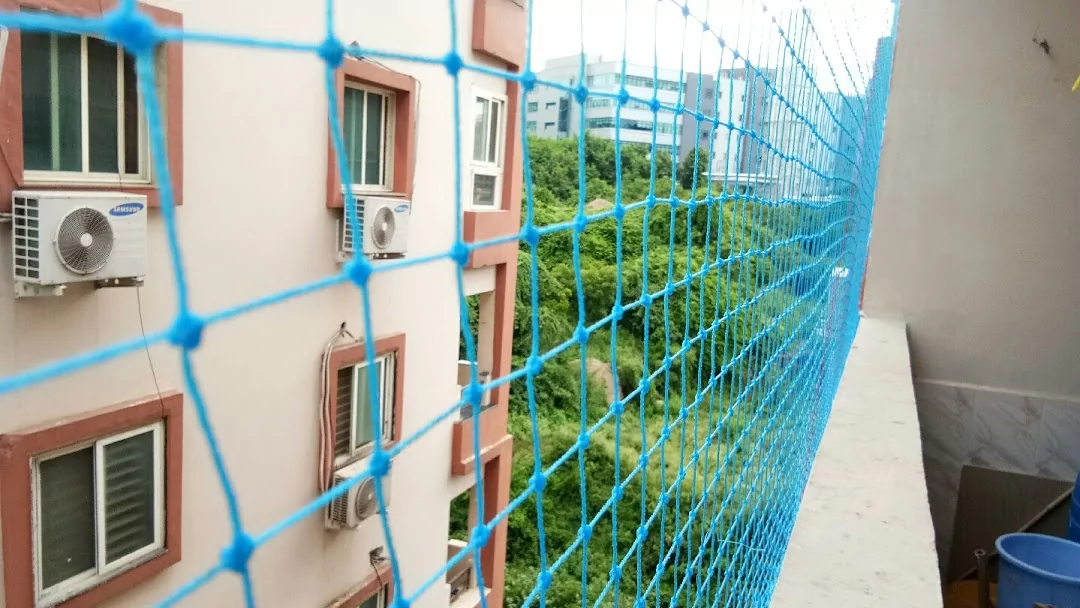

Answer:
[469,88,506,211]
[22,33,150,187]
[336,353,395,469]
[343,82,396,196]
[31,421,165,607]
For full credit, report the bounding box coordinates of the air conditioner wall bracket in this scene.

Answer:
[14,282,66,299]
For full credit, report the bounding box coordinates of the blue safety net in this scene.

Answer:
[0,0,897,607]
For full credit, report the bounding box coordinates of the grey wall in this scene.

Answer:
[865,0,1080,398]
[865,0,1080,578]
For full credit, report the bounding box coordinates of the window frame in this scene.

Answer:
[341,82,397,195]
[21,32,151,187]
[359,586,388,608]
[325,562,394,608]
[325,333,406,481]
[336,353,396,468]
[469,87,506,211]
[31,421,165,606]
[0,1,184,214]
[0,391,183,608]
[327,57,418,208]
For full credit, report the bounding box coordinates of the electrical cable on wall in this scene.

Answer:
[318,322,355,494]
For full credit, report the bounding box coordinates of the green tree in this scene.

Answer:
[677,147,710,190]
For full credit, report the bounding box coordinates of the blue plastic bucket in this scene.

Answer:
[1071,472,1080,544]
[996,533,1080,608]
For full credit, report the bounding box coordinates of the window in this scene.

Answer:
[33,422,164,603]
[327,58,418,208]
[322,334,405,489]
[326,565,393,608]
[586,117,676,134]
[587,74,619,87]
[526,121,537,133]
[343,84,395,191]
[335,354,396,465]
[527,101,538,112]
[585,98,653,111]
[0,3,181,213]
[544,122,555,129]
[0,391,183,608]
[588,73,681,93]
[21,32,147,183]
[470,90,505,209]
[357,586,388,608]
[544,101,556,109]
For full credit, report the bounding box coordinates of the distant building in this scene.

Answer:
[679,70,747,176]
[526,54,685,156]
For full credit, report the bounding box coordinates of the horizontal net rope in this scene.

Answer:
[0,0,897,606]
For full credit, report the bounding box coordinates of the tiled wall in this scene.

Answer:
[914,379,1080,575]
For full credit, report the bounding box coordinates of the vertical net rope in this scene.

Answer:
[0,0,897,606]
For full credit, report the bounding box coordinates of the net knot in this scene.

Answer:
[345,257,372,287]
[520,71,537,92]
[369,451,390,478]
[525,355,542,377]
[317,36,345,68]
[522,223,541,247]
[443,51,463,76]
[221,532,255,574]
[104,7,159,55]
[579,524,593,542]
[574,324,588,344]
[168,313,204,350]
[471,524,491,548]
[450,241,471,267]
[530,472,547,493]
[577,432,591,451]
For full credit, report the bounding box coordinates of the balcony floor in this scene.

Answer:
[772,317,942,607]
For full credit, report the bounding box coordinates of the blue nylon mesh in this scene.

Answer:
[0,0,897,606]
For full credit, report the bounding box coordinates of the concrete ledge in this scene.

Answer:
[771,317,942,607]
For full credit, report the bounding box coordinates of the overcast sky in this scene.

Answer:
[527,0,894,95]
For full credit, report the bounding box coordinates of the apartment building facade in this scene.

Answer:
[0,1,522,607]
[525,54,684,156]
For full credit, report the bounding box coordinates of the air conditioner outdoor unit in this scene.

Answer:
[326,459,390,530]
[337,195,411,262]
[11,191,148,298]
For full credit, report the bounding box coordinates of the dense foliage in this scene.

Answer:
[456,136,843,607]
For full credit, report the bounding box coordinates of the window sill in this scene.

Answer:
[40,547,174,608]
[333,441,396,473]
[23,175,152,187]
[344,187,407,198]
[13,182,171,208]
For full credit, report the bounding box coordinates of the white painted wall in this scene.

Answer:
[0,0,497,605]
[865,0,1080,398]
